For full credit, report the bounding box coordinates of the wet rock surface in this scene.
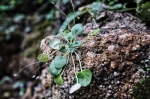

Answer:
[31,11,150,99]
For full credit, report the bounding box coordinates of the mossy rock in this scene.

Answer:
[132,76,150,99]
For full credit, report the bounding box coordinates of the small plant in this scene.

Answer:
[38,23,92,93]
[14,0,92,94]
[38,0,92,93]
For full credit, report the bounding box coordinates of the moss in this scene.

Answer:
[136,2,150,24]
[132,76,150,99]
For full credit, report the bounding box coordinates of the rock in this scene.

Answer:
[37,10,150,99]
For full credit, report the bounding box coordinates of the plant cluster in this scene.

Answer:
[38,23,92,94]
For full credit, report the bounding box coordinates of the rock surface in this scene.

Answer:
[32,11,150,99]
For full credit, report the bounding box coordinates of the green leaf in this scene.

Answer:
[73,41,82,47]
[71,24,83,35]
[67,42,75,53]
[54,55,67,69]
[88,29,100,36]
[67,42,73,48]
[54,75,63,85]
[110,3,123,9]
[59,46,67,52]
[58,30,70,36]
[109,1,115,5]
[49,38,60,49]
[77,69,92,87]
[49,61,62,77]
[37,54,49,62]
[59,11,81,32]
[90,2,103,12]
[69,48,75,53]
[89,2,103,19]
[66,32,74,40]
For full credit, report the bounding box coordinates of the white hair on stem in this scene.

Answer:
[13,61,41,77]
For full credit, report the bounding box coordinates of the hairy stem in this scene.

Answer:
[51,2,71,30]
[75,51,82,71]
[71,53,78,83]
[32,63,49,78]
[14,62,41,77]
[63,51,69,57]
[69,0,76,25]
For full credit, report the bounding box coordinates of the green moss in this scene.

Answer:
[136,2,150,23]
[132,76,150,99]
